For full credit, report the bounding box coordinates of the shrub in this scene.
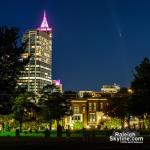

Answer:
[103,118,122,129]
[73,121,84,130]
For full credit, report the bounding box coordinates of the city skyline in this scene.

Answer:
[1,0,150,91]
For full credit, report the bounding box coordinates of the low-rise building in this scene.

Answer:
[78,91,96,98]
[101,83,120,93]
[64,98,109,129]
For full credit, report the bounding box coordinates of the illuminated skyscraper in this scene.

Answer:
[18,11,52,93]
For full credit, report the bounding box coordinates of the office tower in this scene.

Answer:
[18,11,52,93]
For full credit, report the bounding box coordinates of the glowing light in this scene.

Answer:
[103,116,107,119]
[38,10,52,31]
[124,123,128,128]
[41,11,49,28]
[128,88,133,93]
[98,116,101,120]
[55,80,60,86]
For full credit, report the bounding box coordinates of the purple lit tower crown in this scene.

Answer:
[37,11,52,35]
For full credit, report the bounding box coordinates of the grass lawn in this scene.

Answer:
[0,131,150,150]
[0,131,85,137]
[0,132,109,139]
[0,130,150,138]
[0,131,44,137]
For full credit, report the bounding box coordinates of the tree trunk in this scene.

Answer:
[139,115,144,129]
[56,119,62,137]
[121,118,125,130]
[49,119,52,135]
[126,116,130,129]
[56,120,59,137]
[19,120,22,133]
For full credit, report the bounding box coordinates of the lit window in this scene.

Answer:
[82,106,86,113]
[93,103,96,111]
[100,103,103,110]
[89,113,96,122]
[89,103,92,111]
[106,103,109,109]
[72,115,81,121]
[74,106,79,113]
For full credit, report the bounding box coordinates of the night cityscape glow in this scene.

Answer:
[0,0,150,149]
[1,0,150,91]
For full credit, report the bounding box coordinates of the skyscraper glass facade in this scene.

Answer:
[18,12,52,92]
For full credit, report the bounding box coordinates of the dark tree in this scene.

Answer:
[39,85,72,136]
[129,57,150,116]
[106,96,129,130]
[118,87,128,95]
[0,26,28,114]
[12,92,38,132]
[41,84,59,94]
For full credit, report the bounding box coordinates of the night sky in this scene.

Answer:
[0,0,150,91]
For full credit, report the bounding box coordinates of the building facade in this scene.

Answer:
[101,83,120,93]
[78,91,96,98]
[63,89,134,130]
[18,11,52,93]
[65,98,110,129]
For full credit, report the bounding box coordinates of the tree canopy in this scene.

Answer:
[106,96,129,129]
[39,85,72,133]
[0,26,28,114]
[12,92,38,132]
[130,57,150,115]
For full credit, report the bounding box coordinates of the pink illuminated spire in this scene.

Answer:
[38,10,52,31]
[41,11,49,28]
